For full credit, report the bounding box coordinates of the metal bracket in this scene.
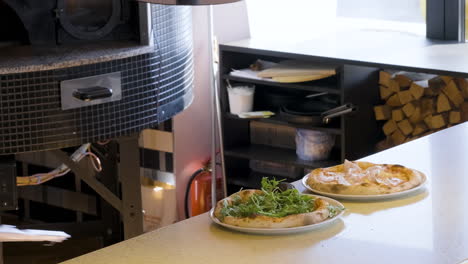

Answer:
[118,134,144,239]
[50,150,123,213]
[49,134,144,240]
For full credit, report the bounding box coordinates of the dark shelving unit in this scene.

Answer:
[218,40,382,192]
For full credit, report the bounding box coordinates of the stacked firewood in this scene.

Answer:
[374,71,468,150]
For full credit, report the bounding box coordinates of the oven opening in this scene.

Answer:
[0,0,29,47]
[58,0,123,40]
[0,0,138,46]
[65,0,114,31]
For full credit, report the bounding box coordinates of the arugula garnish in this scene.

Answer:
[220,178,315,218]
[220,178,345,219]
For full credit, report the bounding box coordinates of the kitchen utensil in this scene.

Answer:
[260,90,332,111]
[321,104,355,124]
[280,103,356,125]
[260,89,307,110]
[278,182,296,191]
[257,61,336,83]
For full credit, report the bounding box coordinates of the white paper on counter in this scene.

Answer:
[0,225,71,243]
[229,68,276,82]
[229,59,278,82]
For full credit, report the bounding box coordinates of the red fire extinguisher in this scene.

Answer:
[185,160,223,218]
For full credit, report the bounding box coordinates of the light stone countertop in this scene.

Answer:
[62,122,468,264]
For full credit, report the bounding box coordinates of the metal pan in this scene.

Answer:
[259,90,334,111]
[280,103,356,125]
[321,104,356,124]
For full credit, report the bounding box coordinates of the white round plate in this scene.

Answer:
[301,173,427,201]
[209,194,344,235]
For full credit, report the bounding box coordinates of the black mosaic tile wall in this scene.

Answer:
[0,6,193,155]
[152,5,194,122]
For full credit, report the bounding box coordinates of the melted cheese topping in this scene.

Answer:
[314,160,408,187]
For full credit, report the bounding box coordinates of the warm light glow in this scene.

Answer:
[153,186,164,192]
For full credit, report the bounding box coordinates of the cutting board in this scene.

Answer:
[270,74,335,83]
[257,60,336,83]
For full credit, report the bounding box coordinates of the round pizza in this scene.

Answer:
[213,178,342,228]
[306,160,426,195]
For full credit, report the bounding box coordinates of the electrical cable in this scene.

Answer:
[16,143,102,186]
[84,152,102,172]
[97,139,111,145]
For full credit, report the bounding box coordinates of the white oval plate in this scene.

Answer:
[209,194,345,235]
[301,173,427,201]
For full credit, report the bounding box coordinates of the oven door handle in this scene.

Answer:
[72,86,113,101]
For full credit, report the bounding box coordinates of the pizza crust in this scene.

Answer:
[306,160,425,195]
[214,190,330,228]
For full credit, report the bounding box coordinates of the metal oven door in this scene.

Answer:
[57,0,122,40]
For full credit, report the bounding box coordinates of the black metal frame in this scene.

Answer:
[427,0,466,41]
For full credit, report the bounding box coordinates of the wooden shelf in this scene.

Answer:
[224,144,339,169]
[223,75,340,94]
[225,113,342,134]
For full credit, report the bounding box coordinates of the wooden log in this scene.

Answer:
[390,129,406,145]
[421,98,435,117]
[394,74,412,89]
[397,119,414,136]
[441,80,464,107]
[449,111,461,124]
[379,71,392,87]
[374,105,392,120]
[454,78,468,99]
[428,76,445,93]
[423,115,433,129]
[424,87,438,97]
[412,122,428,136]
[440,75,453,85]
[379,85,394,100]
[387,79,400,93]
[409,82,425,100]
[431,114,447,129]
[397,90,413,105]
[436,93,451,113]
[402,102,416,118]
[392,108,405,122]
[383,119,398,136]
[409,106,423,124]
[386,94,402,107]
[461,102,468,122]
